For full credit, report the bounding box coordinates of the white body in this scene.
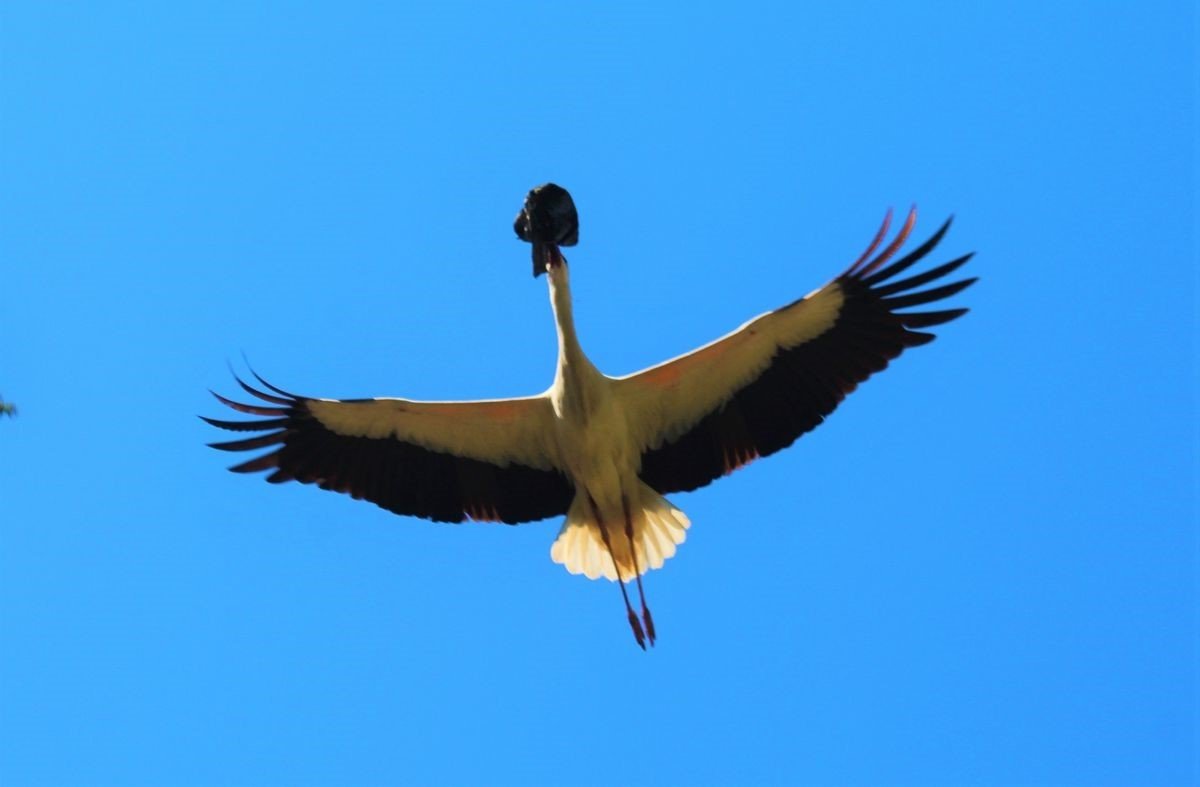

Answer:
[544,261,691,581]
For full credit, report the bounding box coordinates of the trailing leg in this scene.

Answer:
[622,495,656,646]
[589,496,646,650]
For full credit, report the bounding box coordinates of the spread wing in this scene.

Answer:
[204,373,572,524]
[616,208,975,495]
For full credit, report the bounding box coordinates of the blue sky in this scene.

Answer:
[1,3,1195,785]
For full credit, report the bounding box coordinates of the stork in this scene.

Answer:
[205,184,975,649]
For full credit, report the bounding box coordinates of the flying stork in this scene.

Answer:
[205,184,975,649]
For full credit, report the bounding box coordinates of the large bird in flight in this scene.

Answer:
[205,184,975,648]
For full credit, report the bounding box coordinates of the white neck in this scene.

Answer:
[547,262,600,419]
[548,262,588,369]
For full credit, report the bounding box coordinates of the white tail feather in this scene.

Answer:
[550,484,690,581]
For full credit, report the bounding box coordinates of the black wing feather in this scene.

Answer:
[204,376,573,524]
[639,216,975,495]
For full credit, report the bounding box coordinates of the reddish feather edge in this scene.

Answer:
[845,206,918,278]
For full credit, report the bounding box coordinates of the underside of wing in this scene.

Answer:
[203,373,573,524]
[620,209,976,495]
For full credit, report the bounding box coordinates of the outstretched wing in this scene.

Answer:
[204,374,573,524]
[616,208,975,495]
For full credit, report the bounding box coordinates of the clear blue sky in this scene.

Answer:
[2,3,1195,785]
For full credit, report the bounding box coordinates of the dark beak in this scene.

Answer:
[531,243,562,278]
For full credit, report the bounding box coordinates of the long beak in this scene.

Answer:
[532,243,563,278]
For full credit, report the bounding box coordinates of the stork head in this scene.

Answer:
[514,183,578,278]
